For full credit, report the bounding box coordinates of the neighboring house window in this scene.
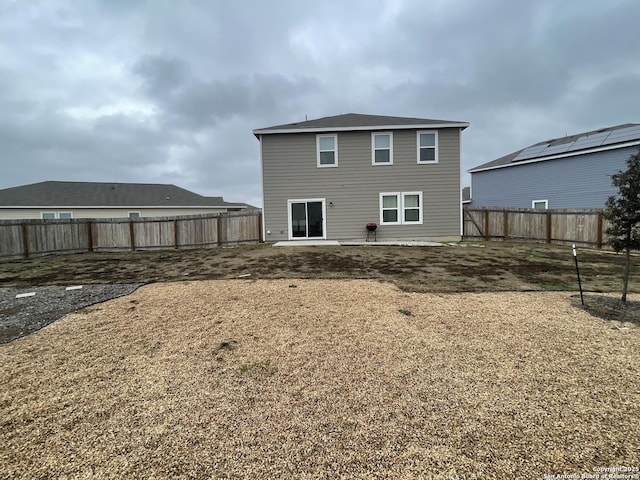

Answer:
[379,192,423,225]
[532,200,548,209]
[317,134,338,167]
[417,131,438,164]
[372,132,393,165]
[41,212,72,219]
[128,211,141,219]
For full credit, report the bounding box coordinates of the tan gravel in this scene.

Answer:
[1,279,639,479]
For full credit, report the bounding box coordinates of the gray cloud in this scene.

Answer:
[0,0,638,202]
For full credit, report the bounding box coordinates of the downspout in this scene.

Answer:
[259,134,267,242]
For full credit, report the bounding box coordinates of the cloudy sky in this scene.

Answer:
[1,0,638,207]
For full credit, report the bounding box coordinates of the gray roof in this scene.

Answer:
[0,181,246,207]
[254,113,468,136]
[469,123,640,173]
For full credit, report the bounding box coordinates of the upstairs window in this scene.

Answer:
[41,212,73,220]
[379,192,423,225]
[532,200,548,209]
[417,131,438,164]
[317,134,338,167]
[372,132,393,165]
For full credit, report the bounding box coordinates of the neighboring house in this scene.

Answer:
[468,123,640,209]
[0,181,252,220]
[253,113,469,242]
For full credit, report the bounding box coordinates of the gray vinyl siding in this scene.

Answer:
[261,128,461,241]
[470,146,637,209]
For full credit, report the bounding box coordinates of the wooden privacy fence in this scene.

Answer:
[0,212,262,259]
[463,207,610,248]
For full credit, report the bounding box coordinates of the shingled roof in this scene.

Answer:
[469,123,640,173]
[0,181,246,207]
[254,113,468,136]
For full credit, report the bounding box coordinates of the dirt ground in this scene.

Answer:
[0,242,637,295]
[4,241,640,324]
[1,279,639,479]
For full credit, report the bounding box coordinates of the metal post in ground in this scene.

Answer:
[572,243,584,305]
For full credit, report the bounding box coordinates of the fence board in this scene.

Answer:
[464,207,608,247]
[26,222,89,255]
[0,225,24,258]
[222,214,261,243]
[0,212,261,258]
[133,220,175,249]
[176,216,218,248]
[92,220,132,251]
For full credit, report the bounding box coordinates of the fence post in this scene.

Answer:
[217,215,222,246]
[21,223,29,259]
[503,210,509,241]
[546,211,552,243]
[483,210,489,241]
[87,221,94,253]
[258,212,264,243]
[597,212,603,249]
[173,219,179,249]
[129,220,136,251]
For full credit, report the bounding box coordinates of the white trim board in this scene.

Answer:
[1,205,247,209]
[254,123,469,135]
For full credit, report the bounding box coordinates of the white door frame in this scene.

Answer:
[287,198,327,240]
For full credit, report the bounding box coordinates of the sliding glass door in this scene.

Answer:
[288,199,325,239]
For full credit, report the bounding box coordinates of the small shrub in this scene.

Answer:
[399,309,412,316]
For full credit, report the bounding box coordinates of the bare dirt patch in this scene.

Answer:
[1,280,638,479]
[0,242,637,295]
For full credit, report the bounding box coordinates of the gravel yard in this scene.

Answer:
[0,284,142,343]
[1,279,639,479]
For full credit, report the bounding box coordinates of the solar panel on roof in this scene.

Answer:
[538,141,575,156]
[568,132,610,151]
[601,125,640,146]
[511,144,548,162]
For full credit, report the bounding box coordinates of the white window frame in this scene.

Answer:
[316,134,338,168]
[41,212,73,220]
[286,198,327,240]
[417,130,439,164]
[379,192,423,225]
[371,132,393,165]
[128,211,141,219]
[532,199,548,209]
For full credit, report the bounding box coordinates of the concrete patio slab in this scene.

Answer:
[273,240,341,247]
[272,240,445,247]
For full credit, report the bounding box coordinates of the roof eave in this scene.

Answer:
[0,205,248,209]
[253,122,469,136]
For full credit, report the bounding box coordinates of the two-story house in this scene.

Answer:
[254,113,469,242]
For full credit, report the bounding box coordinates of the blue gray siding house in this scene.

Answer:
[468,124,640,209]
